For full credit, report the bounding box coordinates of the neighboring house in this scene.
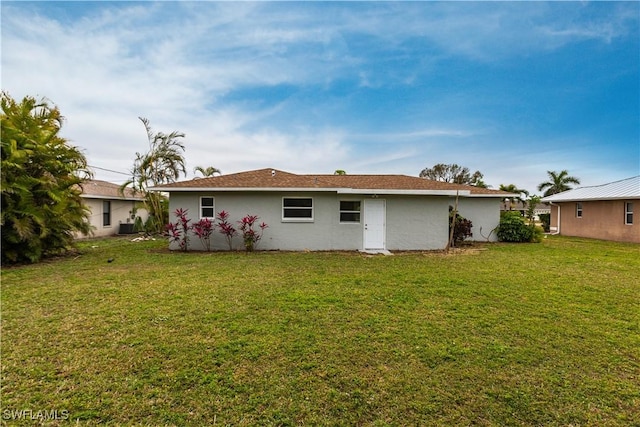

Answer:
[541,176,639,243]
[152,168,514,252]
[78,180,148,238]
[500,200,550,221]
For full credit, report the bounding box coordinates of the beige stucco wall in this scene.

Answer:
[78,198,148,238]
[550,200,639,243]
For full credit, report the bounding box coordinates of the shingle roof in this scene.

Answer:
[152,168,511,197]
[542,176,640,202]
[79,180,144,201]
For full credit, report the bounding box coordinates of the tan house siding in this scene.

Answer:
[82,198,142,238]
[75,180,148,239]
[551,200,639,243]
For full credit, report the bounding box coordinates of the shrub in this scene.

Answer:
[192,218,214,251]
[238,215,268,252]
[166,208,190,251]
[133,215,144,233]
[539,213,551,232]
[1,93,92,264]
[449,209,473,247]
[216,210,237,250]
[166,209,267,252]
[497,211,542,243]
[530,224,544,243]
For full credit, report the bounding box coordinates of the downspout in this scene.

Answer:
[549,202,561,235]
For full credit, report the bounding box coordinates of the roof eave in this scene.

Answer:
[81,194,145,201]
[149,186,340,192]
[469,192,517,198]
[337,188,471,196]
[542,196,639,202]
[149,187,511,197]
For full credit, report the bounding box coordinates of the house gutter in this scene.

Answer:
[336,189,471,196]
[149,186,340,193]
[80,194,145,202]
[150,187,475,196]
[549,202,561,235]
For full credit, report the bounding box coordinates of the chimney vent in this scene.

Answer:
[271,170,276,177]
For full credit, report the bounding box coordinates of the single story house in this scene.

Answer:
[152,168,514,252]
[77,180,148,238]
[541,176,639,243]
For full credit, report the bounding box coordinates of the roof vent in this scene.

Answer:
[271,170,276,177]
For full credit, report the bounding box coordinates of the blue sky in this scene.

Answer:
[2,1,638,193]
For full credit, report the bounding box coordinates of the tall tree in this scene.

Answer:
[1,92,92,264]
[537,170,581,197]
[419,163,484,186]
[122,117,186,233]
[194,166,221,177]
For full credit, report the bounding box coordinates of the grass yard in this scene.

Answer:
[1,236,639,426]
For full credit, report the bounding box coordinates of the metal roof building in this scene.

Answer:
[542,176,640,202]
[542,176,639,243]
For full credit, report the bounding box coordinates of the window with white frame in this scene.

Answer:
[576,202,583,218]
[283,197,313,220]
[200,196,215,219]
[625,202,633,225]
[340,200,361,223]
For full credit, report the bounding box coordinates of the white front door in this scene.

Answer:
[364,199,386,250]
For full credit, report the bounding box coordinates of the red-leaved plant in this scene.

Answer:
[167,208,190,251]
[238,215,268,252]
[192,218,214,251]
[216,210,237,250]
[166,209,266,252]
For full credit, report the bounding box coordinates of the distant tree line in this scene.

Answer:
[420,163,580,197]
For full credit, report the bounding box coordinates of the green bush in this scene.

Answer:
[539,213,551,232]
[530,224,544,243]
[498,211,542,243]
[1,93,92,264]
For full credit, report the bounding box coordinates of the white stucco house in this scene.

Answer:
[151,168,513,252]
[78,180,148,238]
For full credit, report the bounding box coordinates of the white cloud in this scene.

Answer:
[2,1,637,189]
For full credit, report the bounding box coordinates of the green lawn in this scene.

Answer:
[1,236,639,426]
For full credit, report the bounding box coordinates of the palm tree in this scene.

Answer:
[1,92,92,263]
[194,166,221,177]
[537,170,581,197]
[121,117,186,233]
[499,184,529,210]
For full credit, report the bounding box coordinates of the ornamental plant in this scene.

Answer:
[166,209,267,252]
[452,215,473,246]
[497,211,542,243]
[166,208,190,251]
[1,93,93,264]
[497,211,530,242]
[216,210,237,250]
[448,207,473,247]
[192,218,214,251]
[238,215,268,252]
